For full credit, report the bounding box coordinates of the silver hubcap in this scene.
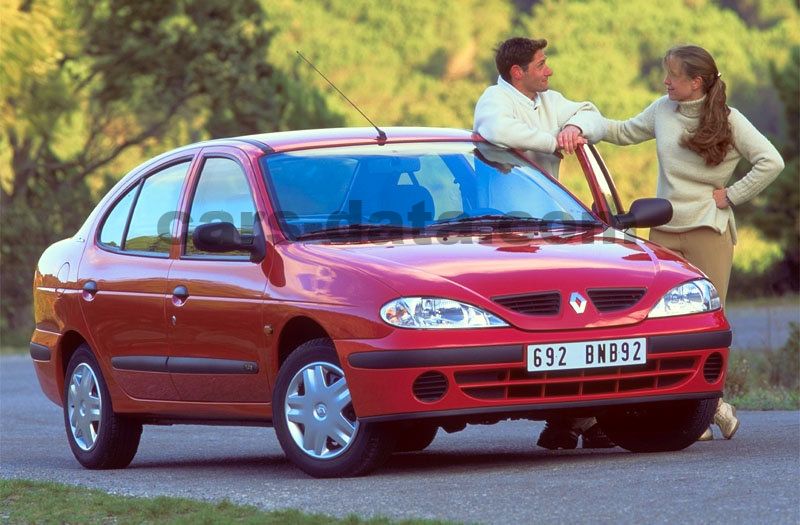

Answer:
[284,361,358,459]
[67,363,102,451]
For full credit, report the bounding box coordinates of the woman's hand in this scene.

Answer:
[713,188,730,209]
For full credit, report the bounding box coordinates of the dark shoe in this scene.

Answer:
[581,424,615,448]
[537,421,579,450]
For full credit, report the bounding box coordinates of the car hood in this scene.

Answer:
[299,229,704,330]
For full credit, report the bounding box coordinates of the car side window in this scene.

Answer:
[123,162,190,254]
[184,157,258,258]
[98,184,139,248]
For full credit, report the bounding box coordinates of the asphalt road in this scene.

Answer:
[1,356,798,524]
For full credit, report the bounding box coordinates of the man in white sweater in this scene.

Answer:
[473,37,607,179]
[473,37,613,450]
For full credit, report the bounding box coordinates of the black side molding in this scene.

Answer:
[348,345,523,370]
[168,357,259,374]
[111,356,168,373]
[29,342,51,361]
[111,355,258,375]
[649,330,732,354]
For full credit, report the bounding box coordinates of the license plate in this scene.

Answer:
[526,338,646,372]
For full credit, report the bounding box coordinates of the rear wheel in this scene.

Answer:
[272,339,395,477]
[393,422,438,453]
[63,345,142,469]
[598,398,716,453]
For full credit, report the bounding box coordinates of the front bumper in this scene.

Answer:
[338,314,730,421]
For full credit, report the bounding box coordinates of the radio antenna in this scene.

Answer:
[296,50,387,143]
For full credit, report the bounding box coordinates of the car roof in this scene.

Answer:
[238,127,483,153]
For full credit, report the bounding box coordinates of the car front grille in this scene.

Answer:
[493,288,646,316]
[454,355,697,401]
[586,288,646,312]
[492,291,560,315]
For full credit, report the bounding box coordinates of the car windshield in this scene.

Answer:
[260,142,597,240]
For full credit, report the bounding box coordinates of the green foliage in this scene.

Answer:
[766,322,800,390]
[730,387,799,410]
[720,0,800,29]
[2,0,799,336]
[729,226,783,296]
[726,331,800,410]
[735,46,800,291]
[1,0,340,338]
[260,0,512,128]
[725,351,751,398]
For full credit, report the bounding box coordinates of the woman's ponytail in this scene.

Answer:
[667,46,733,166]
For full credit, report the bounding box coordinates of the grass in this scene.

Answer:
[0,479,452,525]
[726,323,799,410]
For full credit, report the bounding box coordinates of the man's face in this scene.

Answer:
[511,49,552,99]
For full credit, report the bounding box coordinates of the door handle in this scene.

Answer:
[81,280,97,301]
[172,285,189,299]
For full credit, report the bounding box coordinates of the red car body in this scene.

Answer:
[31,127,730,477]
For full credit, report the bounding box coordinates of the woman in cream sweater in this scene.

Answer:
[603,45,784,441]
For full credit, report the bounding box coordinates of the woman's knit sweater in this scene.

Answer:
[603,96,784,243]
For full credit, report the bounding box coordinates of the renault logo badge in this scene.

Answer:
[569,292,588,314]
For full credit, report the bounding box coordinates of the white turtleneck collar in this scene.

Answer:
[677,95,706,118]
[497,75,540,110]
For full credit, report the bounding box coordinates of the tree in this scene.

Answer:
[740,46,800,292]
[1,0,338,341]
[259,0,512,128]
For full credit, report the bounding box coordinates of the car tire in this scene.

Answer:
[597,398,717,453]
[272,338,395,478]
[63,345,142,469]
[392,422,438,453]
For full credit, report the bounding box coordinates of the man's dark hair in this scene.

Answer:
[495,37,548,82]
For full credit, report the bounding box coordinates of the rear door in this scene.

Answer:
[166,146,271,403]
[79,154,196,400]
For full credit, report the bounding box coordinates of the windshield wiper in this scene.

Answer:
[427,214,600,232]
[294,223,422,241]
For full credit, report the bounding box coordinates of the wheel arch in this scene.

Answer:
[277,316,331,369]
[59,331,89,380]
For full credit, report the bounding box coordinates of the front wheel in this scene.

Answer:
[272,339,395,478]
[597,398,717,453]
[63,345,142,469]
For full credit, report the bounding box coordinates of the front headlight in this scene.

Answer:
[647,279,721,318]
[380,297,508,329]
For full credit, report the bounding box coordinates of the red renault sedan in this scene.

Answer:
[30,127,730,477]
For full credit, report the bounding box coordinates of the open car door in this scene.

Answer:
[574,143,673,232]
[575,144,625,228]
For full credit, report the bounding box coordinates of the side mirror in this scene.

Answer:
[193,222,262,258]
[615,198,673,229]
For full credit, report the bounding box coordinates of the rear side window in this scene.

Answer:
[98,185,138,248]
[184,157,258,258]
[123,162,190,254]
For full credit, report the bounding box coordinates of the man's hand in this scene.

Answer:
[556,125,587,155]
[713,188,730,209]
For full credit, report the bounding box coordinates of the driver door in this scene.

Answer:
[575,144,625,228]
